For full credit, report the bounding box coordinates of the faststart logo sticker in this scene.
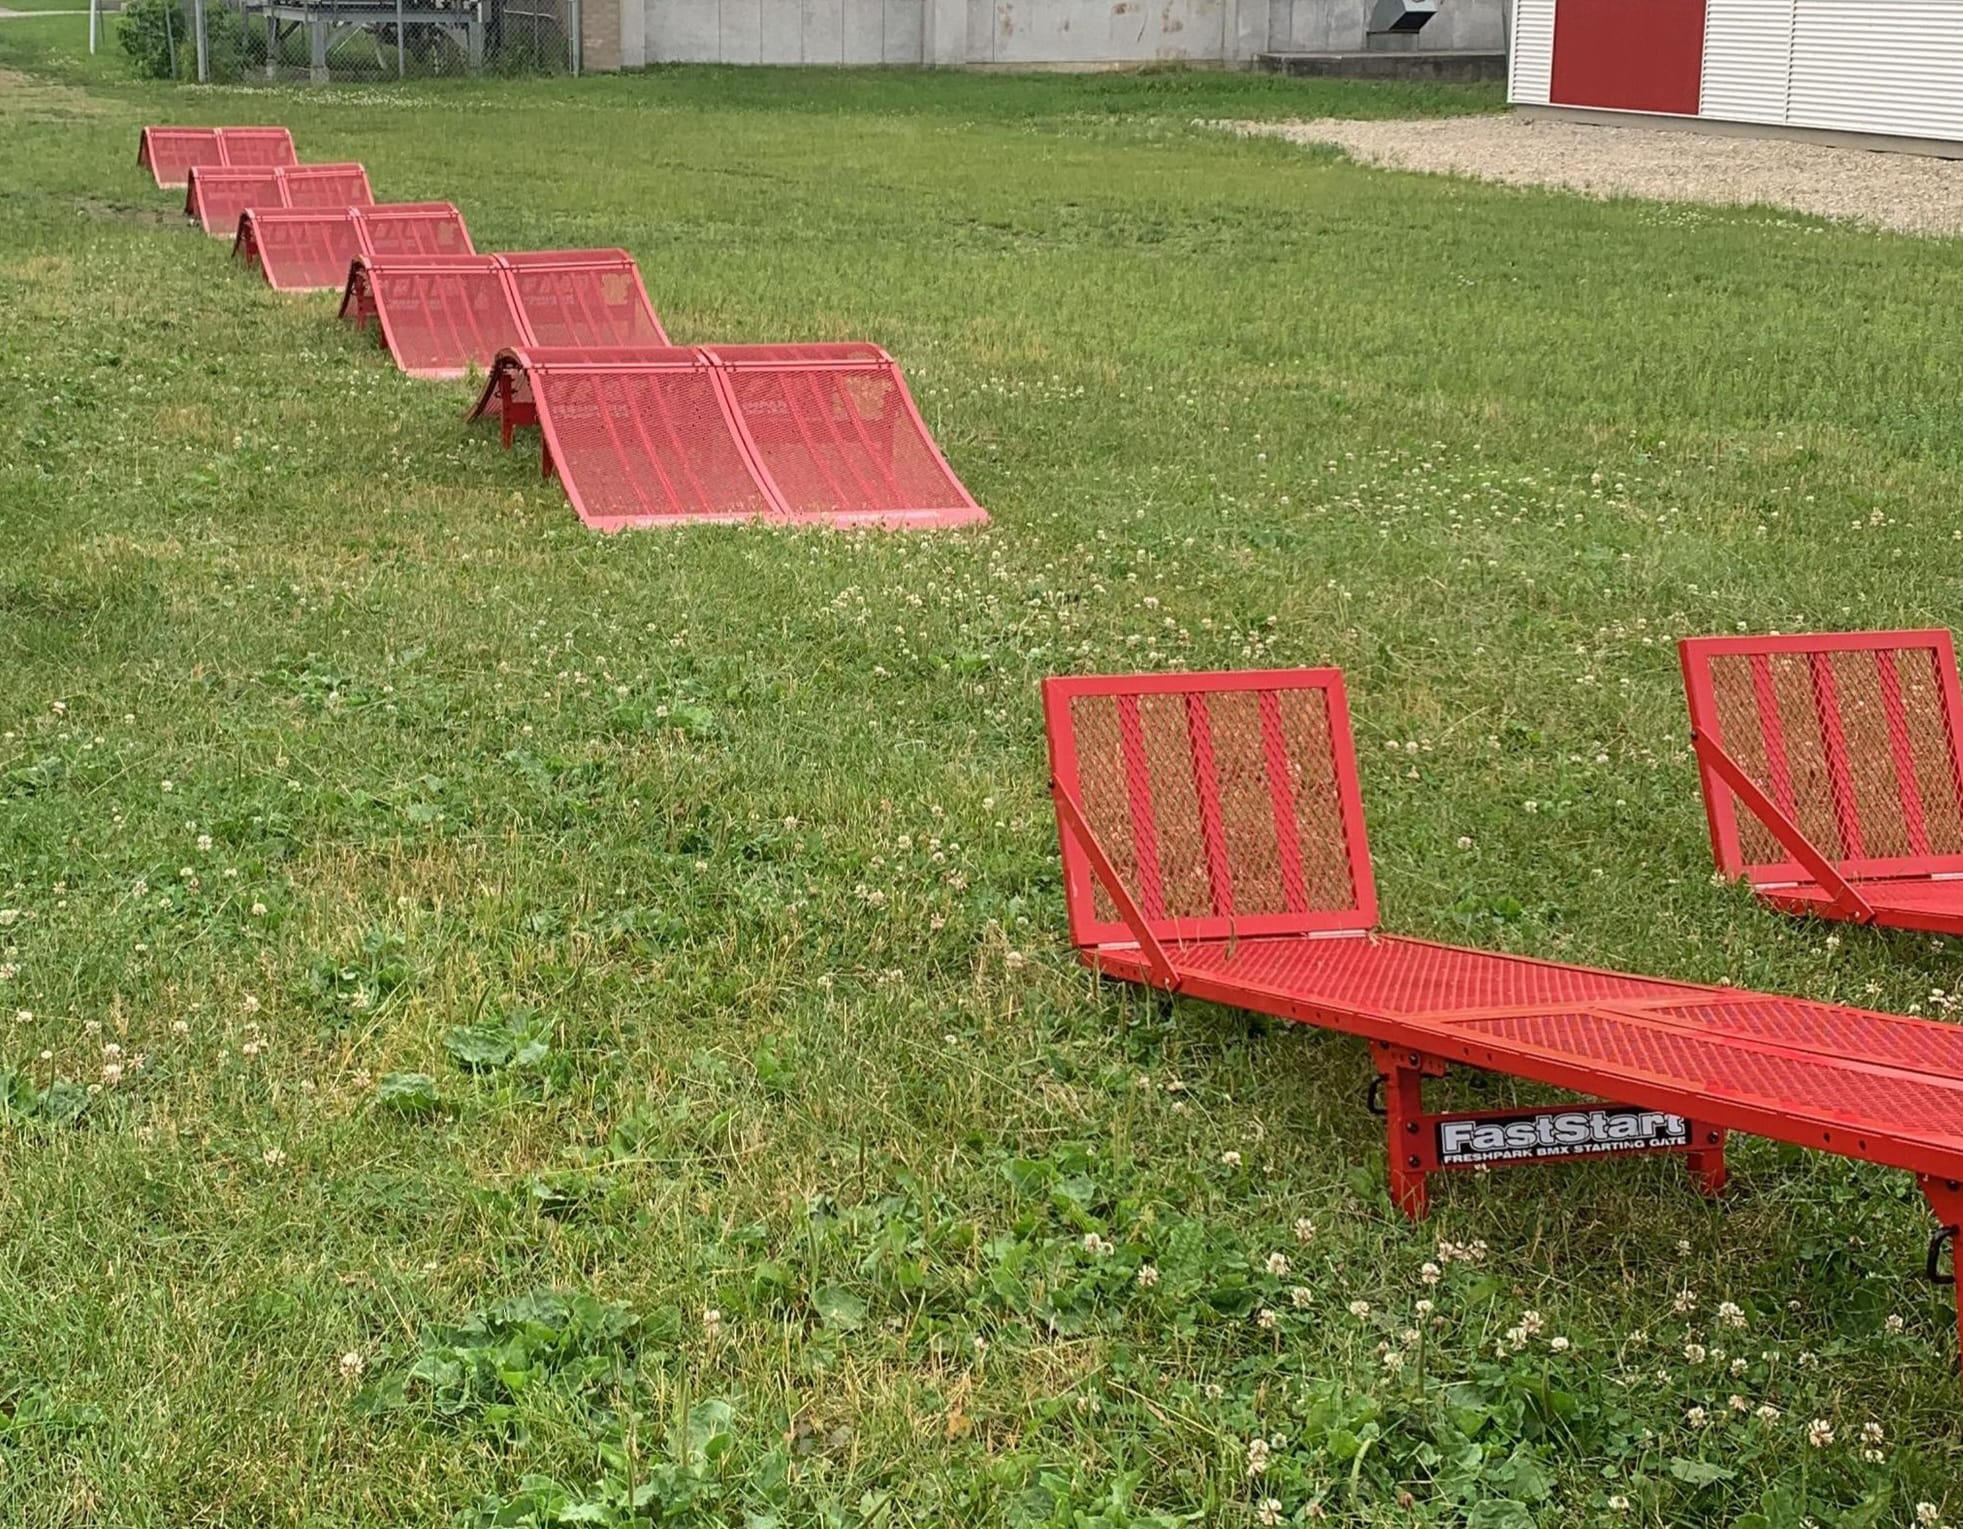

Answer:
[1436,1108,1691,1167]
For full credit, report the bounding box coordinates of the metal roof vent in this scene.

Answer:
[1367,0,1440,48]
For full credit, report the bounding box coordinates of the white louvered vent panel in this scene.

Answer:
[1790,1,1963,141]
[1509,0,1556,105]
[1700,0,1795,125]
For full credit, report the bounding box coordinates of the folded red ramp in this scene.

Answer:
[236,202,473,293]
[1681,629,1963,935]
[703,344,987,530]
[341,255,522,380]
[468,348,780,530]
[138,126,296,189]
[186,162,373,237]
[1044,666,1963,1390]
[343,250,667,381]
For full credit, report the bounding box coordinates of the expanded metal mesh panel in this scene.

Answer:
[1697,637,1963,875]
[140,127,295,188]
[279,164,374,210]
[363,259,521,379]
[140,128,222,188]
[500,256,667,349]
[1047,672,1375,944]
[533,361,778,529]
[354,203,474,258]
[1650,998,1963,1076]
[217,128,299,170]
[1455,1009,1963,1140]
[241,210,361,292]
[1168,935,1694,1015]
[713,353,979,525]
[186,167,283,236]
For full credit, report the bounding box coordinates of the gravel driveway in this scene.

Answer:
[1228,114,1963,238]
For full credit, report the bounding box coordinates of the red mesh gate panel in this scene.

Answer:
[342,256,522,380]
[468,349,780,531]
[235,209,363,292]
[353,202,474,259]
[498,251,668,348]
[1681,631,1963,933]
[139,126,296,189]
[1042,670,1378,948]
[704,344,987,529]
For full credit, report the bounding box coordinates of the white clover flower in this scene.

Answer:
[1256,1501,1282,1527]
[1264,1252,1289,1277]
[339,1351,366,1381]
[1220,1150,1242,1168]
[1256,1308,1278,1331]
[1245,1437,1270,1477]
[1347,1300,1370,1319]
[1292,1217,1315,1243]
[1716,1300,1746,1329]
[1806,1418,1834,1448]
[1290,1286,1312,1310]
[1135,1264,1160,1290]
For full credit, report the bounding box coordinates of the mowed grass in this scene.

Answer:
[3,25,1963,1528]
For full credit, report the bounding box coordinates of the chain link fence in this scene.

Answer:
[117,0,577,82]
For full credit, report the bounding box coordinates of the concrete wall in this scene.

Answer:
[630,0,1503,67]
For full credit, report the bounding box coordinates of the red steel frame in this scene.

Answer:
[1681,629,1963,936]
[1045,666,1963,1386]
[138,126,296,189]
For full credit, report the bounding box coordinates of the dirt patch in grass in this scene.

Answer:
[77,197,184,228]
[1227,113,1963,237]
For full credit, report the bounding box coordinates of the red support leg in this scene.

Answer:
[1371,1042,1445,1221]
[1920,1175,1963,1393]
[1686,1126,1729,1198]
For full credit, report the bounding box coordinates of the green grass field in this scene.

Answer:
[4,17,1963,1527]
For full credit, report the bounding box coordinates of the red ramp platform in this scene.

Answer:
[186,162,373,237]
[236,203,473,293]
[470,343,986,533]
[342,255,521,380]
[469,347,782,530]
[343,250,668,381]
[138,126,295,189]
[1682,629,1963,936]
[1045,666,1963,1391]
[704,344,986,530]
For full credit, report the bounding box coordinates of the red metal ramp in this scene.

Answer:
[1043,666,1963,1389]
[237,203,473,293]
[1681,629,1963,935]
[185,162,372,237]
[468,348,780,530]
[138,126,295,189]
[703,344,987,530]
[342,255,521,381]
[236,209,363,292]
[354,202,474,259]
[498,251,667,349]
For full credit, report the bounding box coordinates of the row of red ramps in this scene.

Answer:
[1046,647,1963,1389]
[143,123,986,532]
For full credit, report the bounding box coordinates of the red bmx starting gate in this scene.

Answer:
[1044,666,1963,1387]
